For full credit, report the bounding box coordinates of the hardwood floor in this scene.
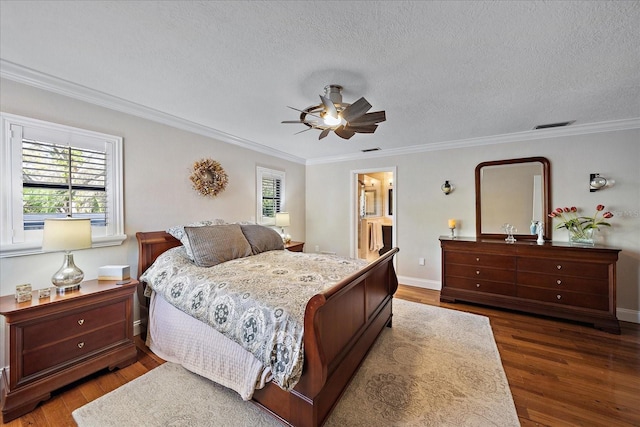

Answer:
[2,284,639,426]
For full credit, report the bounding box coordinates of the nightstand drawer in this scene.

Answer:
[22,321,127,377]
[22,301,126,351]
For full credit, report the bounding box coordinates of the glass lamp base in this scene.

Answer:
[51,252,84,294]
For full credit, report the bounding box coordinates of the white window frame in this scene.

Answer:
[1,113,126,257]
[256,166,285,226]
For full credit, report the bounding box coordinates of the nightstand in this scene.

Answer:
[285,241,305,252]
[0,279,138,422]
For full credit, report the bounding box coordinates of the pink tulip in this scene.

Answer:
[548,212,556,218]
[596,204,605,211]
[570,206,577,212]
[603,212,613,218]
[564,207,570,213]
[555,208,563,213]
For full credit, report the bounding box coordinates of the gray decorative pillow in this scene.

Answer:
[167,219,226,260]
[184,224,252,267]
[240,224,284,254]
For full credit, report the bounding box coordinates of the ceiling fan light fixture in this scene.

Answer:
[323,114,342,127]
[283,84,385,140]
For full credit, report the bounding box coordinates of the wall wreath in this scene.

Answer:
[189,158,229,197]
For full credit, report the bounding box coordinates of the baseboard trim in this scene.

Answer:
[397,276,441,291]
[617,308,640,324]
[134,319,142,337]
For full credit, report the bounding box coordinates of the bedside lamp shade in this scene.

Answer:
[43,218,92,251]
[275,212,290,227]
[43,218,92,293]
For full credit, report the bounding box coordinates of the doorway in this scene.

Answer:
[350,167,396,261]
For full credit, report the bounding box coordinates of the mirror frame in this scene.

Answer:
[475,156,551,241]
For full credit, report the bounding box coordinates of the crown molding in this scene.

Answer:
[0,60,306,165]
[306,117,640,165]
[3,60,637,167]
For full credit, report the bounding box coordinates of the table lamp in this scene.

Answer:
[275,212,291,243]
[42,217,92,294]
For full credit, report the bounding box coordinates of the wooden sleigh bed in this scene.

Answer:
[136,230,399,427]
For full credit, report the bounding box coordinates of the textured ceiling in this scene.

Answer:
[1,1,639,163]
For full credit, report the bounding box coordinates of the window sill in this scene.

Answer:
[0,234,127,258]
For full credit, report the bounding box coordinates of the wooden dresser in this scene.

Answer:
[0,280,138,422]
[440,237,621,334]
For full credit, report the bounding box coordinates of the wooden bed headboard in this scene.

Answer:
[136,231,181,278]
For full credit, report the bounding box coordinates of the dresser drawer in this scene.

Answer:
[516,286,608,311]
[445,276,516,296]
[446,264,515,283]
[445,252,515,269]
[518,258,608,279]
[22,301,126,351]
[22,321,127,377]
[517,272,608,295]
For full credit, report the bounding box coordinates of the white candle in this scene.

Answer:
[448,219,456,229]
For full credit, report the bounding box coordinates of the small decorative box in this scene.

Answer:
[98,265,131,281]
[38,288,51,299]
[15,283,32,302]
[16,284,33,303]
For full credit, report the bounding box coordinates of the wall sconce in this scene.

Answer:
[589,173,609,192]
[441,180,454,195]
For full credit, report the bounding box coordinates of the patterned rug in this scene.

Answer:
[73,299,519,426]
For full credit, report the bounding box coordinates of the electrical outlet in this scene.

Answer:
[419,257,425,266]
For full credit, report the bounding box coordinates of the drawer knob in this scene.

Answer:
[557,265,562,270]
[556,280,562,285]
[77,319,85,326]
[476,270,480,275]
[556,294,562,300]
[77,342,85,349]
[476,257,480,262]
[476,283,480,288]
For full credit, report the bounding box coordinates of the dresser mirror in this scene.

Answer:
[475,156,551,241]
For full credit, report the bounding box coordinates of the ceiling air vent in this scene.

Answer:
[361,147,381,152]
[533,120,575,130]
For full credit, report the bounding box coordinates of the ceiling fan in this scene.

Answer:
[282,85,386,140]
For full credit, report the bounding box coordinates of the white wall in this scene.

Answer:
[0,79,306,367]
[306,129,640,322]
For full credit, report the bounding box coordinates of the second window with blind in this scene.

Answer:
[256,166,285,226]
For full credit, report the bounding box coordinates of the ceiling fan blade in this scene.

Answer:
[345,124,378,134]
[348,111,386,126]
[294,127,314,135]
[281,120,309,124]
[318,128,331,140]
[319,95,339,119]
[334,125,356,140]
[286,106,323,119]
[341,97,372,123]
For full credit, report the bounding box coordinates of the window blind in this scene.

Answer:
[261,175,282,218]
[22,139,107,230]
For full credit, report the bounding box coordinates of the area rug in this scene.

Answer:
[73,299,519,426]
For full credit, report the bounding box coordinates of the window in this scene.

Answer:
[256,166,285,225]
[1,113,125,257]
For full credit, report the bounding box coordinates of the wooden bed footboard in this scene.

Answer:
[136,231,399,427]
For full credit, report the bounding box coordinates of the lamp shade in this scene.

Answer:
[42,218,92,252]
[275,212,290,227]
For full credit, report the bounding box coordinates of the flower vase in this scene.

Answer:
[568,226,595,246]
